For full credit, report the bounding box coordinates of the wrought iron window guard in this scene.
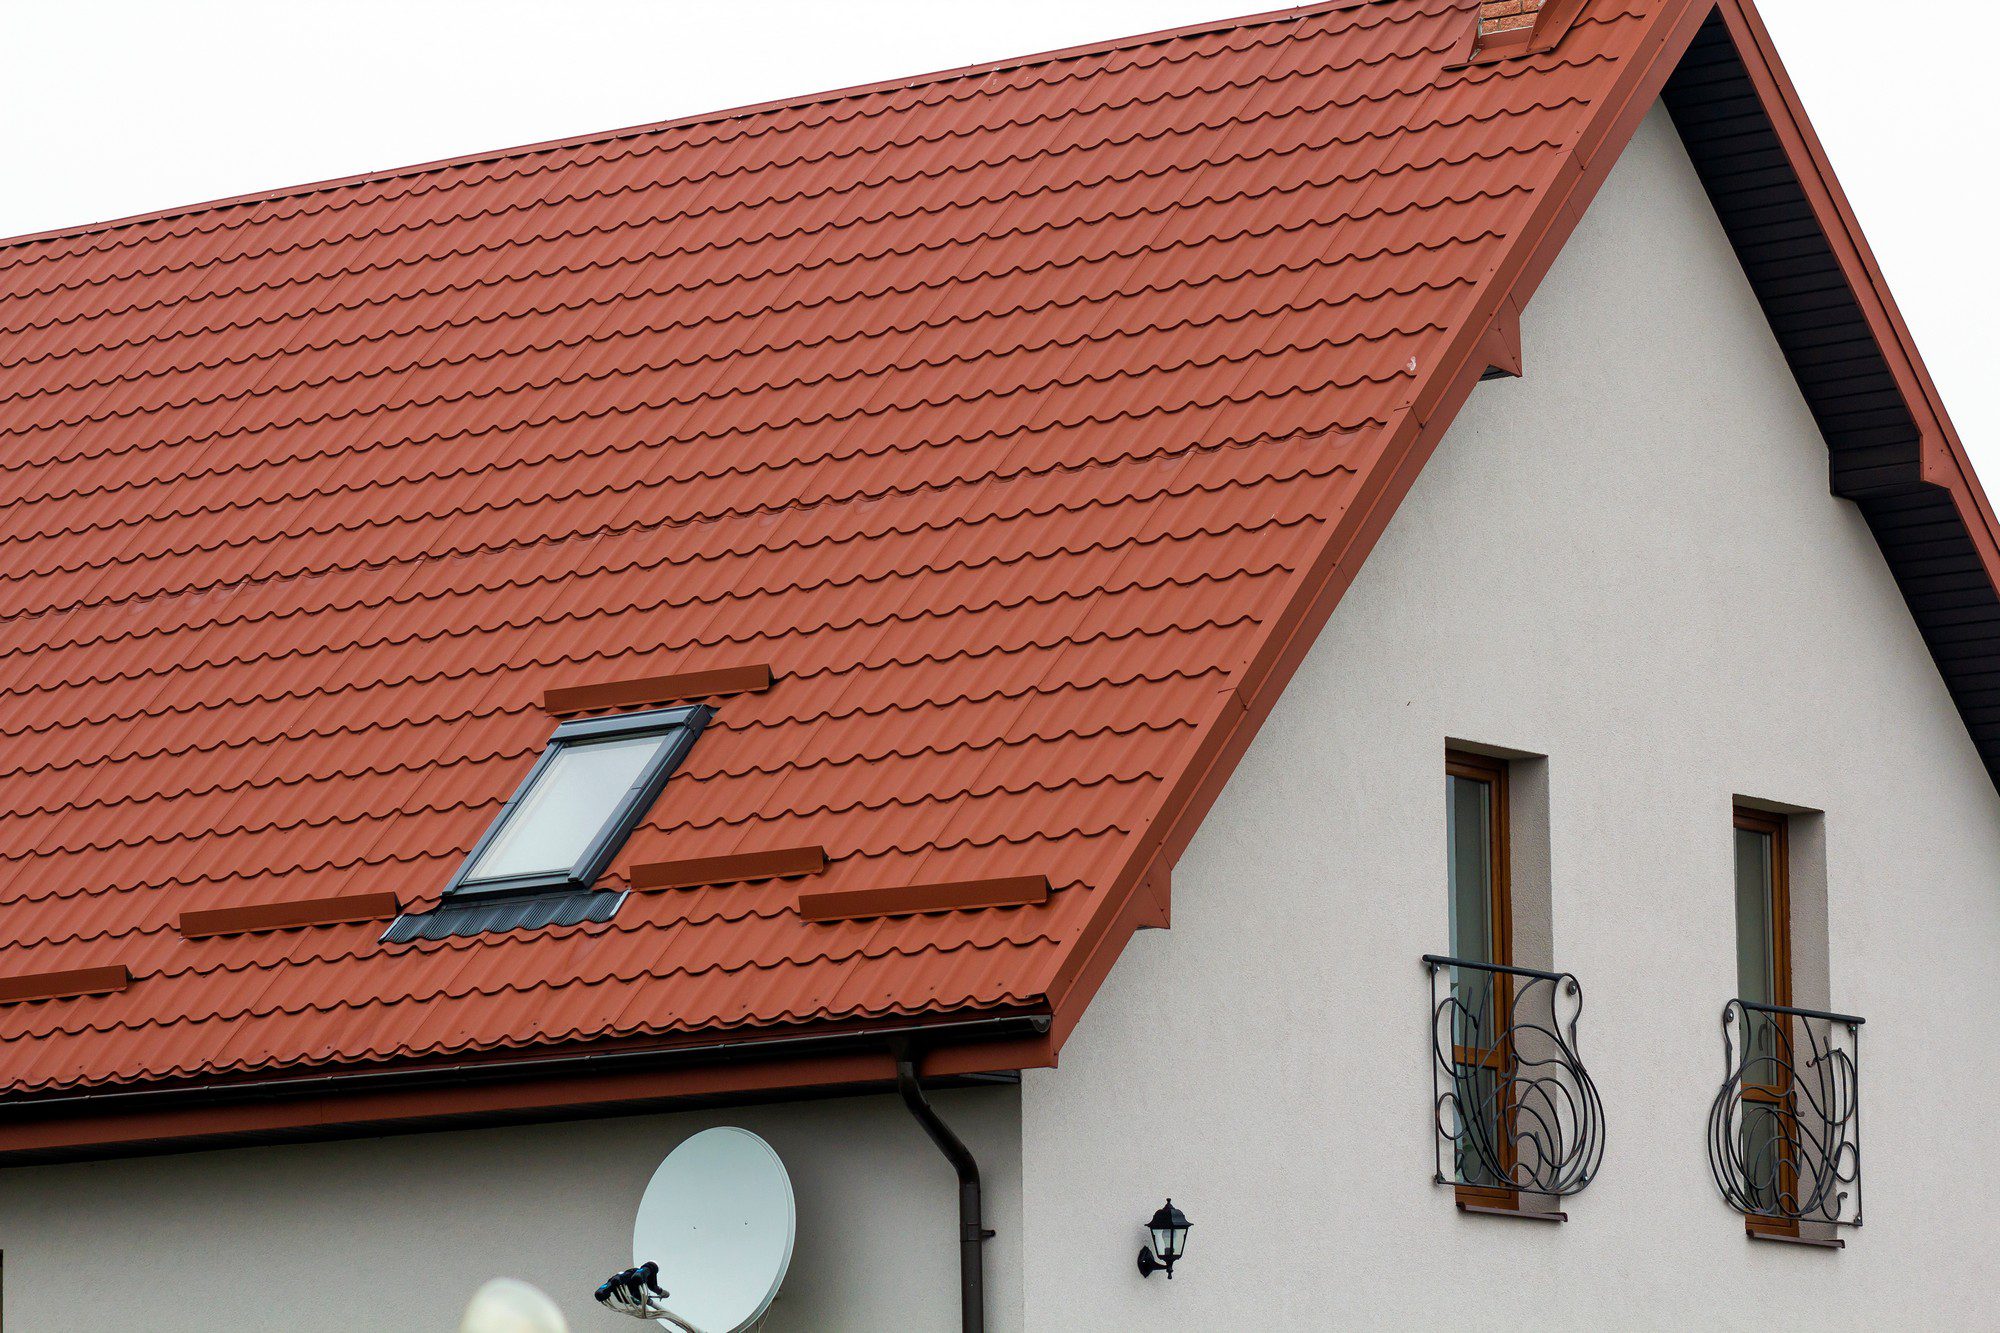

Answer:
[1424,955,1605,1202]
[1708,998,1863,1231]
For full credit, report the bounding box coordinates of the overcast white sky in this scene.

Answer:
[3,1,1992,476]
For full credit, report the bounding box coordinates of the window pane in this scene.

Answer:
[466,732,669,883]
[1734,827,1775,1006]
[1447,775,1494,964]
[1447,772,1499,1048]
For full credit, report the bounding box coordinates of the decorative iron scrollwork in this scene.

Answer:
[1708,998,1863,1229]
[1425,955,1605,1200]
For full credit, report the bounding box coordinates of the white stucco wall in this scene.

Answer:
[0,1087,1022,1332]
[1017,102,2000,1329]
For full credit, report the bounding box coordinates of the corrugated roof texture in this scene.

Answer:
[0,0,1664,1095]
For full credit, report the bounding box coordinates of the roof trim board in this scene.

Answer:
[0,1016,1052,1166]
[0,967,133,1007]
[177,893,403,939]
[630,846,830,891]
[797,875,1052,923]
[542,666,776,716]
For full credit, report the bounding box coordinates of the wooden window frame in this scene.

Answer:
[1447,749,1515,1210]
[1733,805,1798,1238]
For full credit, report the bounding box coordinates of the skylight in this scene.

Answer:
[447,706,710,899]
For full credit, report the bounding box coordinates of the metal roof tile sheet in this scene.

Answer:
[0,0,1676,1096]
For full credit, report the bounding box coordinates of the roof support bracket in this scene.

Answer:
[1478,296,1524,380]
[1132,868,1171,930]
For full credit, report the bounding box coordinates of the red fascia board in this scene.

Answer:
[178,893,402,939]
[0,1032,1054,1163]
[542,664,774,715]
[797,876,1050,923]
[0,966,132,1006]
[0,1052,892,1161]
[630,846,828,891]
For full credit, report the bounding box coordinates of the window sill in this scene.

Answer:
[1746,1227,1844,1250]
[1456,1201,1567,1223]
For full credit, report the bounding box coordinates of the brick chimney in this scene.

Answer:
[1478,0,1544,37]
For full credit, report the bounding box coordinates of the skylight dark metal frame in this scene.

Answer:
[443,704,711,901]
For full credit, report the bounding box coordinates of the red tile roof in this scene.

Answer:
[1,0,1992,1146]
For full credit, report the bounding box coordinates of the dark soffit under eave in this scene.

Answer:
[1662,10,2000,783]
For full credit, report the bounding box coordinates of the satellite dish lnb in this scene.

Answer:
[608,1127,796,1333]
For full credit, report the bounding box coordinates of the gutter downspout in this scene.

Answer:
[895,1050,992,1333]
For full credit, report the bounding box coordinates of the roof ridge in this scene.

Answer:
[0,0,1381,255]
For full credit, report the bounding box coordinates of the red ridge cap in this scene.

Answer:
[543,665,774,715]
[0,966,131,1006]
[798,876,1051,923]
[629,847,829,891]
[178,893,403,940]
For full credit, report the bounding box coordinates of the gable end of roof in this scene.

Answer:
[1663,6,2000,779]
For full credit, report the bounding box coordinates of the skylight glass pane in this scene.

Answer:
[465,732,669,883]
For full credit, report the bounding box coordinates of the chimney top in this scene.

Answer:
[1478,0,1545,38]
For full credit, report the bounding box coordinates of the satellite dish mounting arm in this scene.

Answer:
[595,1261,710,1333]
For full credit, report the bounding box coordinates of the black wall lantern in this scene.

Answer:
[1136,1199,1191,1279]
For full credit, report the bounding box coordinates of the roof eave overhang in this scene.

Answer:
[0,1013,1051,1166]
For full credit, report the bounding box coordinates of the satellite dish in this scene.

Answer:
[630,1127,795,1333]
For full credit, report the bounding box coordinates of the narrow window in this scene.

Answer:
[448,706,710,899]
[1446,749,1514,1208]
[1447,751,1510,972]
[1732,806,1796,1236]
